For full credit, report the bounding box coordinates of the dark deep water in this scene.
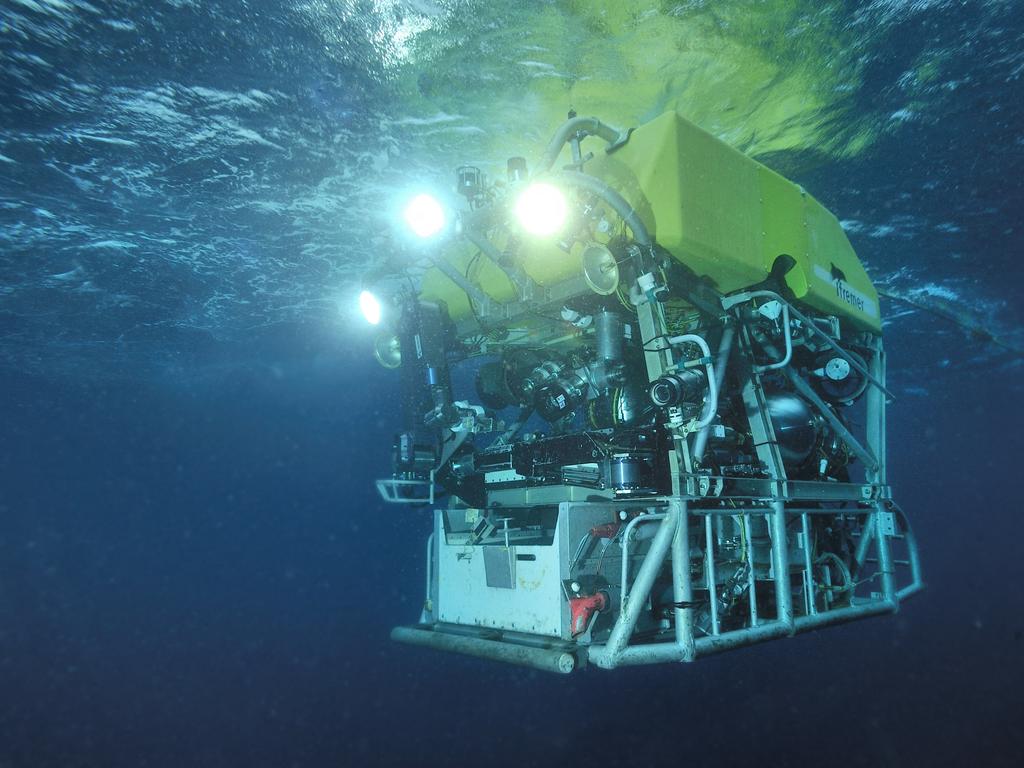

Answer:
[2,1,1024,766]
[2,324,1022,767]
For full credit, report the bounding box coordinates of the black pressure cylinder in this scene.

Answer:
[766,393,820,466]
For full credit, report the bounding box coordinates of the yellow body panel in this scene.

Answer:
[419,233,587,321]
[421,111,880,332]
[419,241,518,321]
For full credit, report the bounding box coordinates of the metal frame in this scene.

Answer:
[385,116,923,669]
[392,293,923,672]
[375,472,435,505]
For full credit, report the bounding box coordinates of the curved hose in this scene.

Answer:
[537,116,629,172]
[666,333,718,431]
[693,325,735,463]
[759,301,792,372]
[548,170,651,246]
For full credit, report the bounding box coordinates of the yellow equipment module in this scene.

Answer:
[420,111,880,332]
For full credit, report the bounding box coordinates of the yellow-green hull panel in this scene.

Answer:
[421,111,880,332]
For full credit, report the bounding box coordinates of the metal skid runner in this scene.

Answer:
[366,112,924,673]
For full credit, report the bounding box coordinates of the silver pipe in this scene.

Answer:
[666,333,718,431]
[770,501,794,630]
[704,515,720,635]
[592,508,679,668]
[461,227,504,263]
[743,513,759,626]
[821,553,834,608]
[693,325,735,463]
[425,532,434,607]
[793,599,896,631]
[866,335,888,484]
[801,512,817,616]
[755,302,792,372]
[875,507,897,602]
[671,499,695,662]
[391,626,576,674]
[462,228,537,299]
[854,512,876,573]
[897,583,925,600]
[609,597,899,666]
[695,620,790,656]
[429,255,493,308]
[895,506,924,598]
[615,599,898,665]
[620,513,667,614]
[537,116,629,172]
[608,642,686,666]
[594,501,693,670]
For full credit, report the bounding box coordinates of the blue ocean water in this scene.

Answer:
[1,1,1022,766]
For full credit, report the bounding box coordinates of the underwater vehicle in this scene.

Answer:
[363,111,923,673]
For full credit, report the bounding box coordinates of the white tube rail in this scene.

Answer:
[666,333,718,431]
[620,513,668,614]
[705,515,720,635]
[693,325,735,463]
[589,508,680,669]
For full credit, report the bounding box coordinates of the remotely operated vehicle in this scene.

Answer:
[362,111,923,673]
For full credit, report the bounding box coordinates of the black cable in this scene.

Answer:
[464,251,482,279]
[642,333,673,352]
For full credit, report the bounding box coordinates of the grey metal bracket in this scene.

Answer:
[375,472,435,505]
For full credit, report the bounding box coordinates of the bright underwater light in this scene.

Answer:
[515,182,567,236]
[403,193,446,238]
[359,290,383,325]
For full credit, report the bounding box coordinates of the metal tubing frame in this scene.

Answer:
[752,299,792,372]
[428,255,494,309]
[396,314,921,673]
[620,512,668,614]
[793,599,896,631]
[695,621,791,656]
[383,117,925,671]
[693,324,736,463]
[704,515,720,635]
[865,335,900,604]
[589,504,680,669]
[592,337,915,666]
[895,506,925,599]
[782,365,879,473]
[743,513,759,626]
[537,115,630,173]
[770,500,795,630]
[854,511,876,573]
[722,289,893,400]
[801,512,817,616]
[613,642,687,665]
[672,499,696,662]
[875,505,897,602]
[462,227,540,302]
